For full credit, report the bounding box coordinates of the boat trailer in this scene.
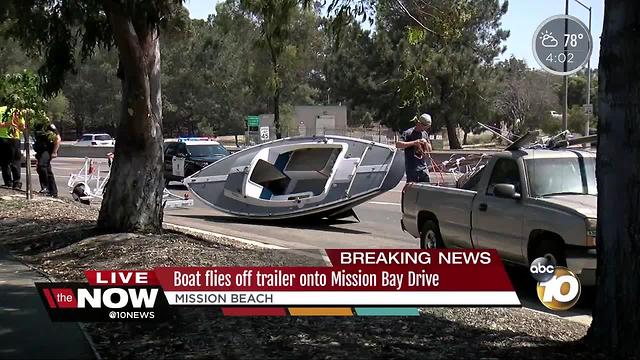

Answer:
[67,156,193,209]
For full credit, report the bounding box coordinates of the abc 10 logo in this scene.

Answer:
[530,256,581,311]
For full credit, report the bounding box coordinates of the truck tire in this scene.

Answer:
[420,220,444,249]
[532,238,567,267]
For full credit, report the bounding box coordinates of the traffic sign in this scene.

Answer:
[532,15,592,76]
[247,116,260,127]
[260,126,270,141]
[583,104,593,115]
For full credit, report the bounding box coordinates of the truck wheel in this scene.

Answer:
[532,239,567,267]
[420,220,444,249]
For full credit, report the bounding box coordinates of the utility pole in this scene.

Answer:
[24,114,32,200]
[562,0,569,131]
[574,0,592,137]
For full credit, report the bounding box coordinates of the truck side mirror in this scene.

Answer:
[494,183,521,200]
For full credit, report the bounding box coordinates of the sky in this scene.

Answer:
[183,0,604,68]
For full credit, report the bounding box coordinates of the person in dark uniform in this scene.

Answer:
[396,113,433,183]
[0,107,25,189]
[33,121,61,197]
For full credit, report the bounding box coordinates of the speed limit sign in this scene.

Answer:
[260,126,270,141]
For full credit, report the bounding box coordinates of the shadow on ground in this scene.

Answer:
[86,307,601,360]
[169,213,370,235]
[0,282,93,359]
[0,218,98,257]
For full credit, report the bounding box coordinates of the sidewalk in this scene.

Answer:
[0,249,95,359]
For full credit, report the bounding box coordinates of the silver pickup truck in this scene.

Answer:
[401,149,597,285]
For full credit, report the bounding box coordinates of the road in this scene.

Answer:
[18,157,593,323]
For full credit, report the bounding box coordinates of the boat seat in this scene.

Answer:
[270,191,314,201]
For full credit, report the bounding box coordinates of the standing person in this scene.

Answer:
[0,106,11,187]
[395,113,433,183]
[0,107,25,189]
[33,121,61,197]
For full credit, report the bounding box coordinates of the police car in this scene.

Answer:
[163,137,230,185]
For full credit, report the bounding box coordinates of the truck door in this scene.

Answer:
[471,158,524,261]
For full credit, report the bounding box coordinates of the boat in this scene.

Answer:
[184,135,404,220]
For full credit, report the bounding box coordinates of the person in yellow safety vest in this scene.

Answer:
[0,106,26,189]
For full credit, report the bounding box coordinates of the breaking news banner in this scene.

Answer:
[36,249,521,321]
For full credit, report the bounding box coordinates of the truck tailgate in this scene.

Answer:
[402,183,476,248]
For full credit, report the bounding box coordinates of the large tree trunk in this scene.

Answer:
[97,2,164,233]
[587,2,640,357]
[444,115,462,149]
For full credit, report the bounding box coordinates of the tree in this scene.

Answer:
[493,58,559,134]
[63,48,121,137]
[240,0,310,139]
[1,1,188,233]
[46,92,72,134]
[0,70,51,198]
[381,0,509,148]
[587,1,640,356]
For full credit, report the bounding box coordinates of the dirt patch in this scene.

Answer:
[0,188,603,359]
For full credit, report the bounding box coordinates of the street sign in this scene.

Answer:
[532,15,592,76]
[247,115,260,127]
[583,104,593,115]
[260,126,270,141]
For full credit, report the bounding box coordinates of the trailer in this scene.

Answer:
[67,156,193,208]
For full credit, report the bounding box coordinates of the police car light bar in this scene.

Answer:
[177,137,212,142]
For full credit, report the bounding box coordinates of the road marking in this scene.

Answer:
[369,201,401,206]
[163,222,287,250]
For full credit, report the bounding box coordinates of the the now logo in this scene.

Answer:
[536,267,581,311]
[77,288,159,309]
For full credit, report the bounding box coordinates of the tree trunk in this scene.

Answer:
[445,115,462,149]
[266,33,282,139]
[587,2,640,357]
[97,2,164,233]
[273,89,281,139]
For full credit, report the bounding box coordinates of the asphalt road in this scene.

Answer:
[18,157,593,323]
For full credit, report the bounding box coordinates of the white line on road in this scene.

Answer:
[369,201,401,206]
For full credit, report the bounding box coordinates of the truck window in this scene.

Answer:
[460,167,485,191]
[487,159,521,195]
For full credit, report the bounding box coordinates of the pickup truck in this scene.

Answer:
[401,148,597,285]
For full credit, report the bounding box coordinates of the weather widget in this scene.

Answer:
[533,15,592,75]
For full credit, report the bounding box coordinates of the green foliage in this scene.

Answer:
[385,0,510,147]
[539,114,562,136]
[46,92,70,126]
[0,69,49,128]
[568,104,591,134]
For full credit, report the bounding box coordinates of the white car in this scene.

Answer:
[75,133,115,147]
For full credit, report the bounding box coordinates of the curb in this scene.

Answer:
[163,222,287,250]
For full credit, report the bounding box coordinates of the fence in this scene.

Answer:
[243,126,398,146]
